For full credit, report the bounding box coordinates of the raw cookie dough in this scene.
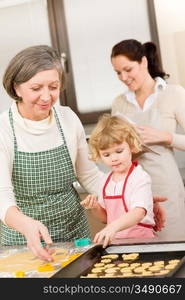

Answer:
[0,248,68,272]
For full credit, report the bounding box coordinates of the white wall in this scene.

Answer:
[154,0,185,175]
[154,0,185,86]
[0,0,51,112]
[64,0,151,113]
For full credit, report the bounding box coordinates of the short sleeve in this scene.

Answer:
[127,167,153,213]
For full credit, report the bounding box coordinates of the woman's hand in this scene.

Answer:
[80,194,99,209]
[5,207,54,261]
[21,216,54,261]
[135,125,172,145]
[153,196,167,231]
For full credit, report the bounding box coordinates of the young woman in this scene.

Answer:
[111,39,185,238]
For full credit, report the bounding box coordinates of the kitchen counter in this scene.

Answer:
[1,235,185,278]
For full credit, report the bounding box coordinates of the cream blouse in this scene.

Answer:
[0,102,102,223]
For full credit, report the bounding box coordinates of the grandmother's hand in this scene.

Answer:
[21,216,54,261]
[152,196,167,231]
[135,125,172,145]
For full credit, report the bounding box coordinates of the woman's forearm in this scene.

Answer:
[5,206,30,235]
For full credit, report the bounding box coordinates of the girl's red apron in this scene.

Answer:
[102,161,154,238]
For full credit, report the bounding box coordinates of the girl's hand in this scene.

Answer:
[135,125,172,145]
[80,194,99,209]
[93,223,118,248]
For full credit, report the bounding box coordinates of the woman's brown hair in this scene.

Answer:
[111,39,169,79]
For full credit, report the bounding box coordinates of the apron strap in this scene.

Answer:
[102,160,154,229]
[121,161,154,229]
[9,108,18,152]
[121,161,138,212]
[8,106,66,151]
[103,161,138,201]
[138,222,153,229]
[53,106,77,184]
[102,172,113,198]
[53,106,67,145]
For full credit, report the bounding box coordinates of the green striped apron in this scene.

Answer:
[1,107,90,245]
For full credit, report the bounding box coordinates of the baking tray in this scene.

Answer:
[52,243,185,278]
[106,240,185,253]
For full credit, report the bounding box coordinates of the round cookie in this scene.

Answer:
[165,264,176,270]
[91,267,104,273]
[130,262,141,268]
[101,259,112,264]
[120,267,132,273]
[118,263,129,268]
[168,259,180,264]
[122,253,139,261]
[105,268,117,274]
[154,260,164,266]
[104,263,116,269]
[133,267,145,274]
[148,265,161,273]
[141,262,152,268]
[101,254,119,260]
[94,263,105,267]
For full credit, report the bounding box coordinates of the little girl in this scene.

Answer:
[81,114,155,247]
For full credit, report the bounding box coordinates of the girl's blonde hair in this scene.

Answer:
[89,113,143,161]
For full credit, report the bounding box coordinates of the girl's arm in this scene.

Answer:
[94,207,145,248]
[80,194,107,223]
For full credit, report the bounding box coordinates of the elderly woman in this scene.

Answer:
[0,45,102,261]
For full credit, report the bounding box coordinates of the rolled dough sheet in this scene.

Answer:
[0,248,68,272]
